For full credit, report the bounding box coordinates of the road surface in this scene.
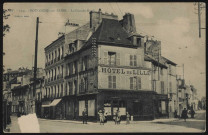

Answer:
[6,110,206,133]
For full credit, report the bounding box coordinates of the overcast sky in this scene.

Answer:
[3,3,206,98]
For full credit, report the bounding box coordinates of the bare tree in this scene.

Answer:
[3,9,11,37]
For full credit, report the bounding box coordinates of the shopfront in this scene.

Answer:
[154,94,169,118]
[97,90,155,120]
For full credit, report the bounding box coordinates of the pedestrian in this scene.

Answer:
[82,108,88,124]
[115,109,121,125]
[98,110,104,125]
[126,112,130,125]
[104,112,108,123]
[191,109,195,118]
[181,108,188,122]
[174,110,178,118]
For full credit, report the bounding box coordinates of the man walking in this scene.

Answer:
[82,108,88,124]
[181,108,188,122]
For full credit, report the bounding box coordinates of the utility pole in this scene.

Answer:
[194,2,206,38]
[182,64,184,80]
[33,17,39,113]
[198,2,201,38]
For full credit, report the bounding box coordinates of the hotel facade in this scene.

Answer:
[41,9,178,120]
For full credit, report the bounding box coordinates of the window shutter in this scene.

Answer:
[113,76,116,88]
[104,51,108,65]
[130,77,133,89]
[130,55,133,66]
[137,77,141,89]
[116,53,120,65]
[134,55,137,66]
[108,76,112,88]
[137,55,142,67]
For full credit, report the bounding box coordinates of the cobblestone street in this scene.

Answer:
[5,110,205,133]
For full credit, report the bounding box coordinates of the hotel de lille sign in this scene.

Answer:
[101,67,151,75]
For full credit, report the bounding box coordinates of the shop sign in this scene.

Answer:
[101,67,150,75]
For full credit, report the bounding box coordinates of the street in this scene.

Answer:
[5,110,205,133]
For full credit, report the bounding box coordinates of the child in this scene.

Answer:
[126,112,130,124]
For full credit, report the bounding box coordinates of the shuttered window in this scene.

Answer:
[116,53,120,65]
[137,77,141,89]
[104,51,108,65]
[108,76,116,89]
[130,55,137,66]
[161,81,164,94]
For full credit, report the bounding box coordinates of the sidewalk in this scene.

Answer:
[39,118,97,125]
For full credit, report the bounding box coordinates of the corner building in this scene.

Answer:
[43,9,160,120]
[63,10,155,121]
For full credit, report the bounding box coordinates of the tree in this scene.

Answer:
[3,9,11,37]
[3,9,11,72]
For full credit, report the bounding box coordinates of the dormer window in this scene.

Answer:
[137,38,141,47]
[129,34,143,47]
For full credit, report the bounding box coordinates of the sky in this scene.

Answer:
[3,3,206,99]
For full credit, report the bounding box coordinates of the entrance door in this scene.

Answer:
[133,102,143,115]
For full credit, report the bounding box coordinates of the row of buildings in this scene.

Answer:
[3,9,199,121]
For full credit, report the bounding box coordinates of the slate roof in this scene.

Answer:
[83,18,133,49]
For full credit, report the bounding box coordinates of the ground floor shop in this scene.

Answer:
[40,90,171,121]
[153,94,169,118]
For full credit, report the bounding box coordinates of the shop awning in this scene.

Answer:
[50,99,61,106]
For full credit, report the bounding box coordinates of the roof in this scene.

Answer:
[84,18,132,48]
[44,35,65,51]
[161,56,177,66]
[144,54,168,68]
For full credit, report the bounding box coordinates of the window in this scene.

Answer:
[84,77,88,92]
[130,55,137,66]
[61,84,63,97]
[73,61,77,74]
[137,77,141,89]
[137,38,141,47]
[58,66,60,78]
[55,50,57,61]
[68,82,70,95]
[52,52,54,63]
[130,77,141,90]
[169,65,172,74]
[108,76,116,89]
[161,81,164,94]
[104,51,108,65]
[58,48,60,60]
[108,52,116,65]
[160,68,163,75]
[57,85,60,97]
[169,82,172,93]
[74,80,77,95]
[67,63,70,75]
[61,65,63,77]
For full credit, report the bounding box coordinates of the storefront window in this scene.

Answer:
[79,100,85,116]
[88,100,95,116]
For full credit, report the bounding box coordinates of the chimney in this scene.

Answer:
[90,9,118,29]
[121,13,136,34]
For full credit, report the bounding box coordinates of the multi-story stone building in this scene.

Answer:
[10,68,44,116]
[42,9,179,121]
[177,77,187,117]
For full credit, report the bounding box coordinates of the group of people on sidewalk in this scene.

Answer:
[82,108,131,125]
[174,108,196,122]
